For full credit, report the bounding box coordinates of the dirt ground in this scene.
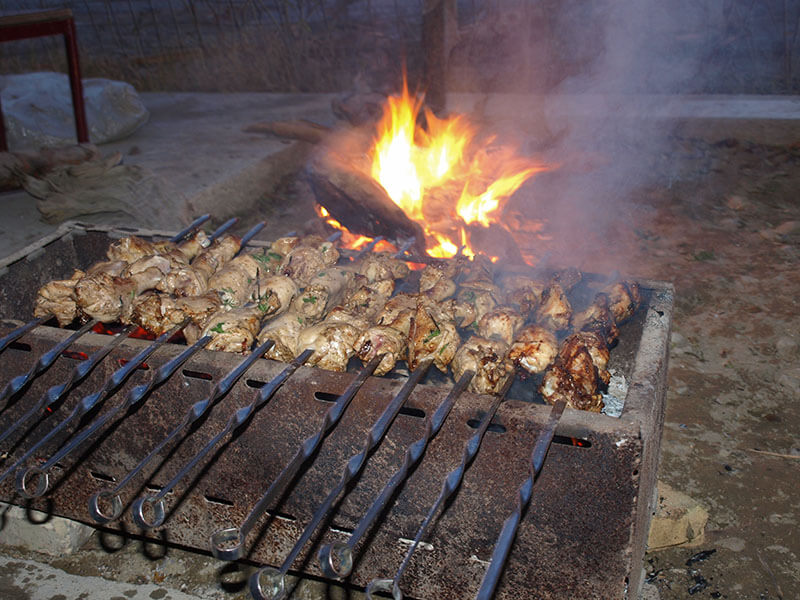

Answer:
[575,136,800,599]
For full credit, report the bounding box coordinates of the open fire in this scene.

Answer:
[314,82,551,262]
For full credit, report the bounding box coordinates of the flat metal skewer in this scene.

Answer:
[366,376,514,600]
[237,221,267,253]
[318,369,475,579]
[89,339,290,525]
[250,358,434,600]
[0,324,134,446]
[0,319,98,407]
[17,328,209,498]
[0,316,49,354]
[207,217,239,242]
[474,400,566,600]
[170,214,211,243]
[1,324,177,490]
[130,338,276,529]
[209,353,384,561]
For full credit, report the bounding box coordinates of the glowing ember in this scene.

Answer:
[315,205,397,253]
[368,80,549,260]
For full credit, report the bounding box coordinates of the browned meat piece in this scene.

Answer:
[201,306,263,354]
[508,325,558,374]
[132,292,221,336]
[34,269,85,326]
[571,293,620,346]
[451,336,514,395]
[539,362,603,412]
[254,275,298,318]
[418,259,464,291]
[269,236,301,257]
[341,280,393,323]
[324,307,371,333]
[419,263,457,301]
[354,325,407,376]
[550,267,582,292]
[539,330,610,413]
[291,268,354,324]
[258,312,305,362]
[158,263,208,298]
[407,298,460,372]
[74,259,160,324]
[249,248,285,276]
[500,274,546,319]
[172,230,211,261]
[456,281,502,327]
[106,235,162,263]
[477,306,525,345]
[208,255,262,308]
[534,283,572,331]
[560,331,611,384]
[191,235,241,283]
[281,243,339,287]
[605,280,642,324]
[357,253,410,282]
[377,293,417,336]
[297,321,359,371]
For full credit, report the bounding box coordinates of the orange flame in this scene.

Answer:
[367,80,547,259]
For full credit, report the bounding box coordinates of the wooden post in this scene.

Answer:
[422,0,458,115]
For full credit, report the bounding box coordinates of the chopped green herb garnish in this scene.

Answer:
[462,290,476,302]
[438,342,450,355]
[302,296,317,304]
[268,251,282,260]
[257,301,271,313]
[297,316,304,324]
[318,271,326,277]
[422,329,441,344]
[221,286,235,295]
[247,277,253,284]
[210,322,225,333]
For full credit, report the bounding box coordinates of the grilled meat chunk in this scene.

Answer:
[419,263,457,301]
[605,280,642,324]
[534,283,572,331]
[34,269,85,326]
[477,306,525,345]
[297,321,359,372]
[132,292,221,337]
[501,275,545,319]
[281,241,339,286]
[456,281,502,327]
[539,331,610,413]
[201,306,263,354]
[258,312,305,362]
[354,325,407,376]
[550,267,582,293]
[106,236,162,263]
[255,275,298,318]
[208,254,261,308]
[377,293,417,336]
[324,307,371,333]
[357,253,410,282]
[407,298,460,372]
[190,235,241,283]
[451,336,514,395]
[340,280,393,323]
[571,293,620,346]
[292,268,354,324]
[507,325,558,374]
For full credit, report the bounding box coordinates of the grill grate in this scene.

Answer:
[0,223,673,599]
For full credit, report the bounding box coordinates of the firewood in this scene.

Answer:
[243,119,330,144]
[306,149,427,255]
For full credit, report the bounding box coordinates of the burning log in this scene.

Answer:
[306,149,427,255]
[242,119,331,144]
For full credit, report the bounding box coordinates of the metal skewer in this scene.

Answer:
[171,214,211,242]
[250,358,434,600]
[318,369,475,579]
[0,324,135,446]
[1,324,178,490]
[0,316,49,354]
[89,339,289,525]
[237,221,267,253]
[366,376,514,600]
[0,319,98,407]
[209,353,383,561]
[131,340,313,529]
[207,217,239,242]
[17,328,209,498]
[474,400,566,600]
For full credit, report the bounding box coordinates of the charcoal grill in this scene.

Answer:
[0,221,673,599]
